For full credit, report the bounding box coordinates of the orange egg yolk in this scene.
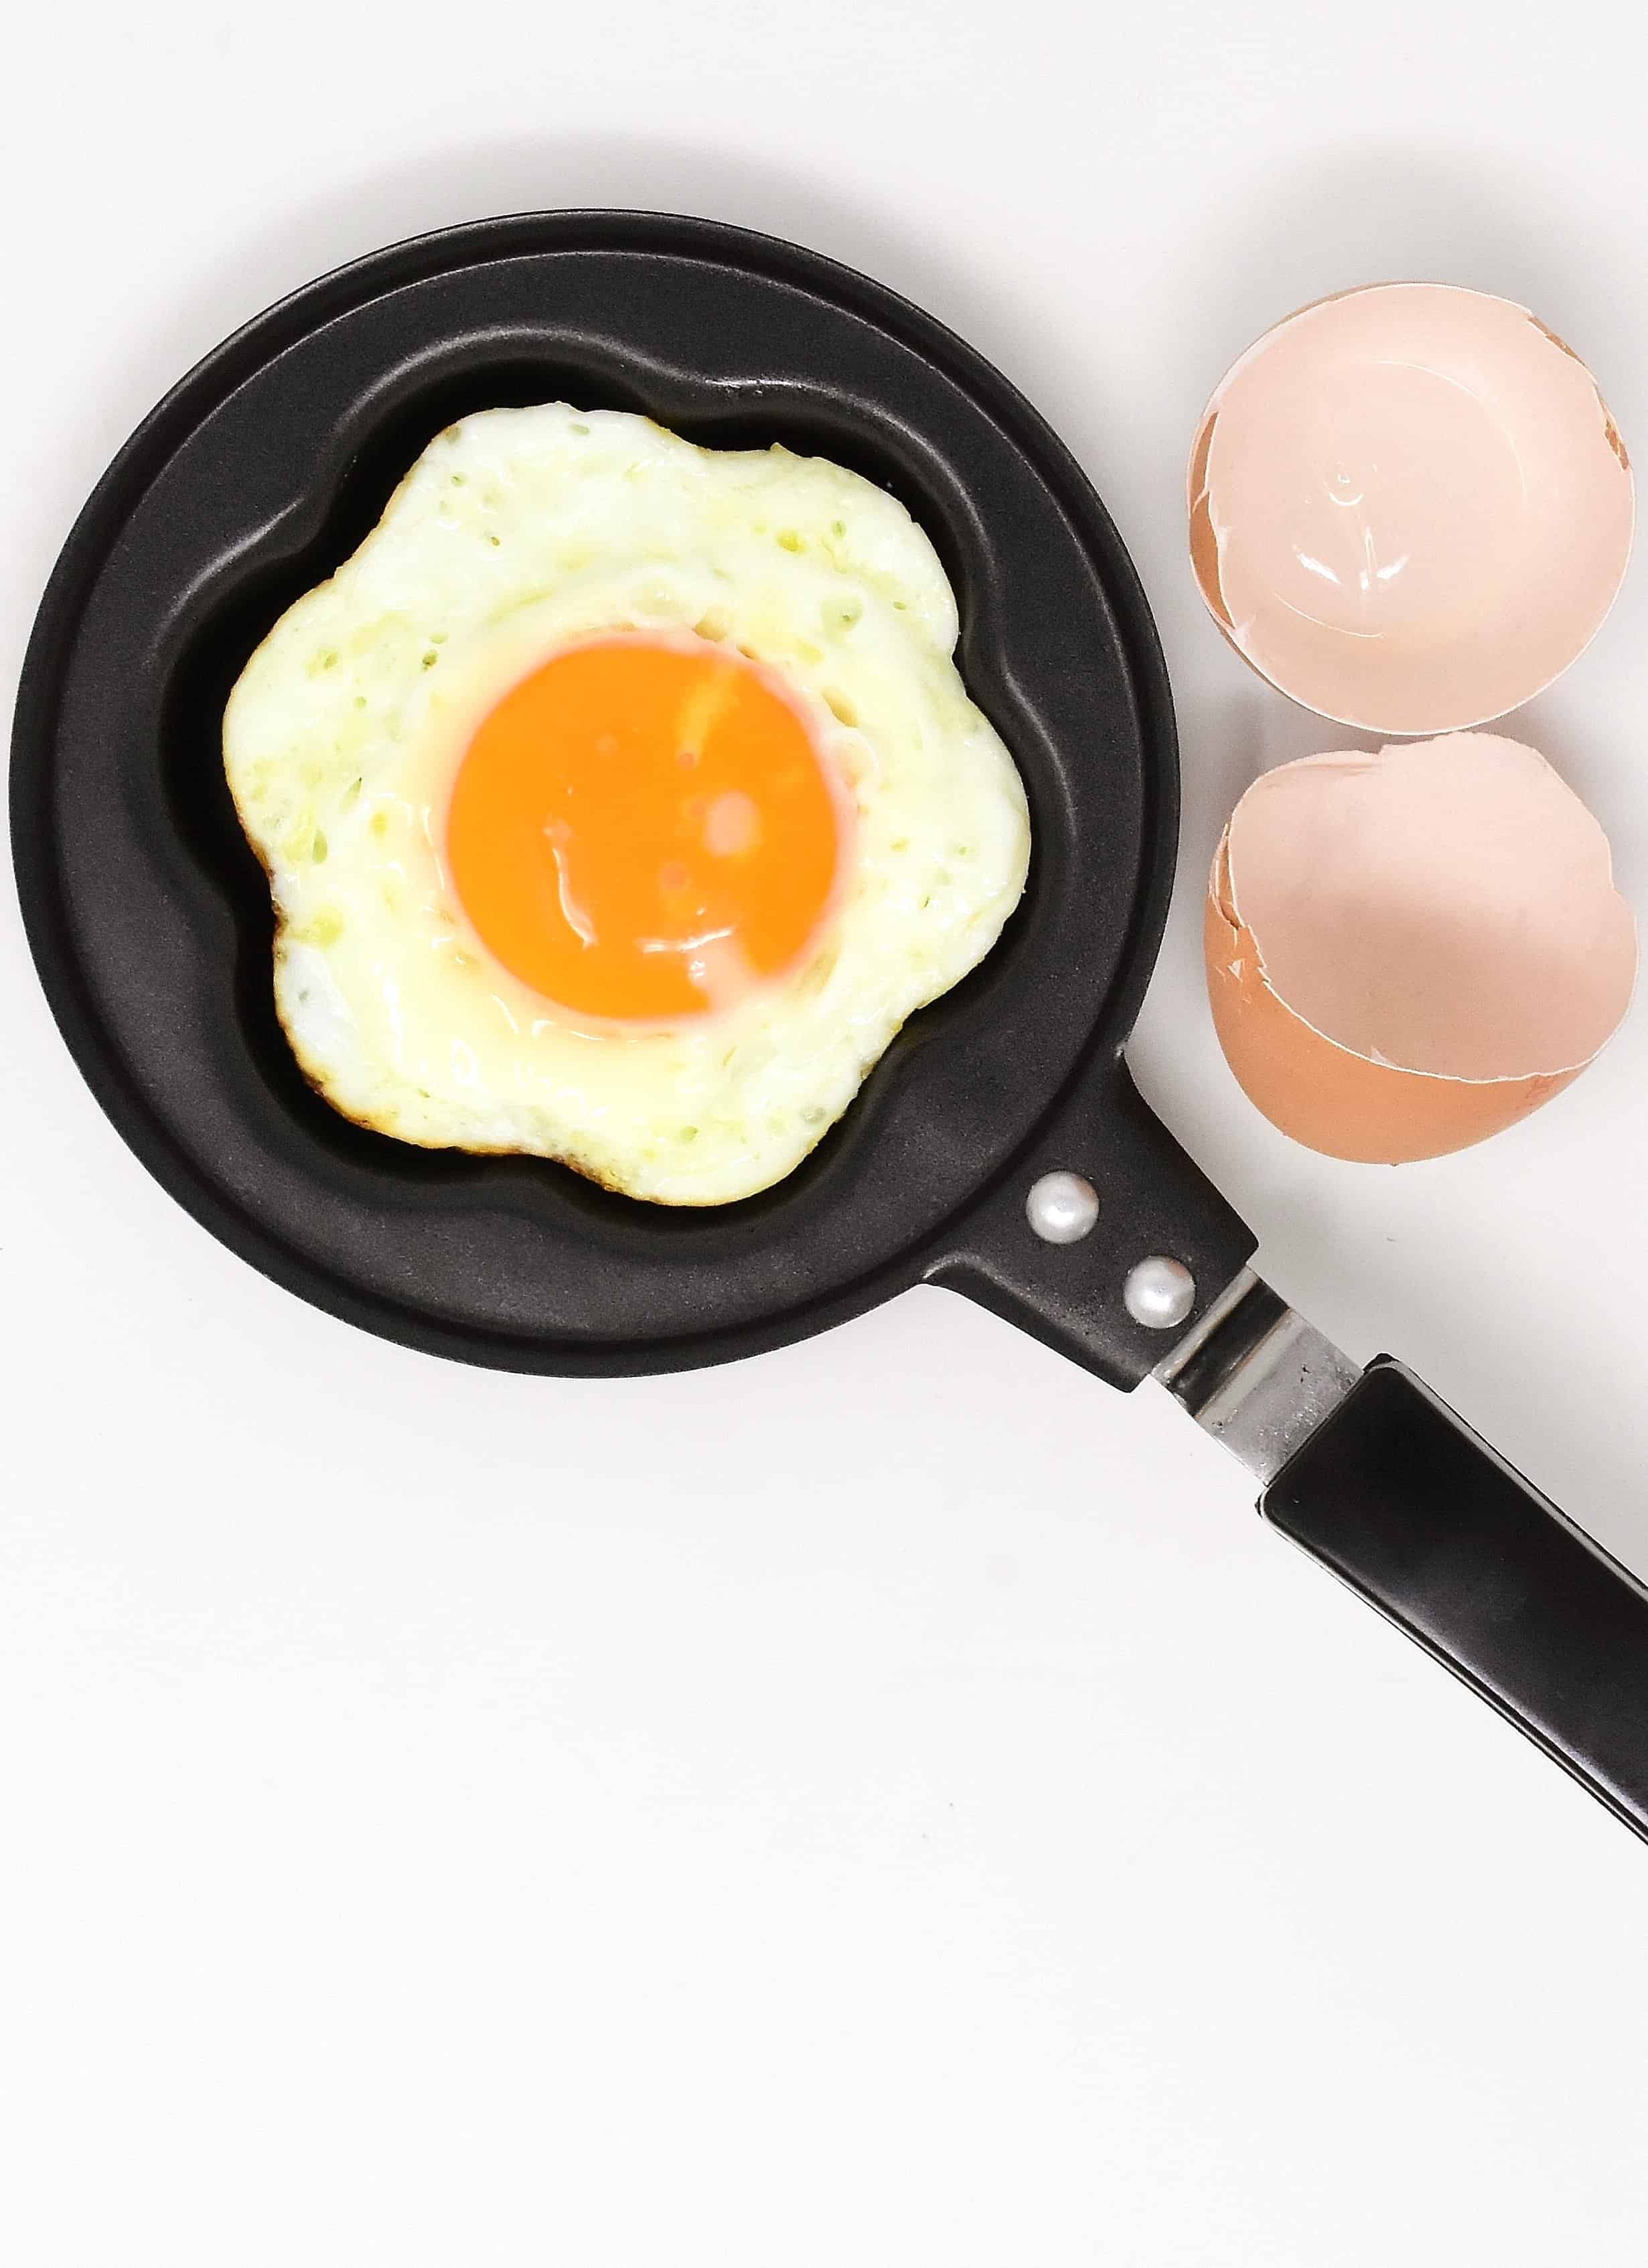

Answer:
[447,638,845,1023]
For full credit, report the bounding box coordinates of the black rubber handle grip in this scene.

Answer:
[1261,1359,1648,1842]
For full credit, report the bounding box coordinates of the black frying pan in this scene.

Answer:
[12,212,1648,1842]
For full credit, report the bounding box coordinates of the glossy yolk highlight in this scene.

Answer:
[447,638,845,1022]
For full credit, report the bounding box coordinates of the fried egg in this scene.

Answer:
[224,406,1031,1203]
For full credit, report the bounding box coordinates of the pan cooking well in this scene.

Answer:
[10,211,1252,1380]
[22,213,1644,1843]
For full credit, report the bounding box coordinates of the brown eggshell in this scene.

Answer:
[1204,735,1637,1163]
[1190,285,1634,737]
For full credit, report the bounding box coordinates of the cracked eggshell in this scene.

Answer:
[1189,285,1633,735]
[1205,734,1637,1162]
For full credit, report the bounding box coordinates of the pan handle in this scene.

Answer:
[1261,1360,1648,1842]
[1162,1285,1648,1842]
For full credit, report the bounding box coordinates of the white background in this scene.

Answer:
[5,4,1648,2261]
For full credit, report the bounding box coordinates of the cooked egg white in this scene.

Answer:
[224,405,1031,1203]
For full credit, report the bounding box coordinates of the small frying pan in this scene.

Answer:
[12,212,1648,1842]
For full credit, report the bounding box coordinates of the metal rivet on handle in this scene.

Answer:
[1025,1171,1099,1245]
[1124,1255,1196,1330]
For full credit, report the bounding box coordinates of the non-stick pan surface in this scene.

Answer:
[11,211,1253,1379]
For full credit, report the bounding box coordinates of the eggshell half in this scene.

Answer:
[1190,285,1633,735]
[1204,734,1637,1162]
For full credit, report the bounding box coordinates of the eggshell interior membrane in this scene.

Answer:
[1191,286,1633,735]
[1205,734,1637,1163]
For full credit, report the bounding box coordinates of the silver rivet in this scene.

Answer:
[1124,1255,1196,1330]
[1025,1170,1099,1245]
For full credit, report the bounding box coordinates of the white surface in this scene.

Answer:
[4,5,1647,2260]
